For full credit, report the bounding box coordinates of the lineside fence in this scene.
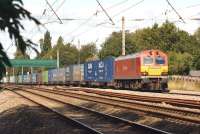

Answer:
[169,75,200,83]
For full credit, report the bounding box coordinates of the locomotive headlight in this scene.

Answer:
[141,72,148,76]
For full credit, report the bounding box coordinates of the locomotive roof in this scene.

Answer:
[115,52,141,61]
[115,50,165,61]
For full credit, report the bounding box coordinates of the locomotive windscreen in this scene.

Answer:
[143,57,153,65]
[155,57,165,64]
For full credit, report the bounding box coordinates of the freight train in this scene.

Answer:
[3,50,168,91]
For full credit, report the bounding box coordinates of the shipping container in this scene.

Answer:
[31,73,37,83]
[23,74,31,83]
[84,57,115,82]
[9,76,15,83]
[48,68,66,84]
[2,77,7,83]
[65,66,73,82]
[36,73,42,84]
[48,69,54,83]
[42,71,48,84]
[18,75,22,83]
[71,64,84,82]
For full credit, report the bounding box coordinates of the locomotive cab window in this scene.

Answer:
[156,57,165,64]
[143,57,153,65]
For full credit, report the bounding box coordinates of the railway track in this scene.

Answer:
[168,92,200,97]
[56,86,200,109]
[15,85,200,125]
[5,86,170,134]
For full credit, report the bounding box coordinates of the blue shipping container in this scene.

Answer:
[32,73,37,83]
[23,74,30,83]
[84,57,115,82]
[48,68,66,83]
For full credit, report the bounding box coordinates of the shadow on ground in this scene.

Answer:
[0,105,87,134]
[80,102,200,134]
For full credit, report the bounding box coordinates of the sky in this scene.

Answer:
[1,0,200,58]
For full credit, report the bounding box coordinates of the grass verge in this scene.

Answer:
[168,80,200,91]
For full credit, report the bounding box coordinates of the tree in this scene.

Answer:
[80,43,97,63]
[194,27,200,42]
[13,47,30,75]
[39,38,44,52]
[131,21,200,54]
[56,36,64,48]
[14,47,30,59]
[43,36,79,66]
[99,31,137,59]
[0,0,40,79]
[193,28,200,70]
[99,21,200,74]
[168,51,192,75]
[39,31,52,58]
[51,43,78,66]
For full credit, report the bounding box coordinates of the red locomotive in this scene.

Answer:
[114,50,168,91]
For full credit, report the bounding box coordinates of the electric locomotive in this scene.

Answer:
[114,50,168,91]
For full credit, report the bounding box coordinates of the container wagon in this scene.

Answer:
[84,57,115,87]
[42,71,48,84]
[65,66,73,85]
[36,72,42,84]
[71,64,84,85]
[9,76,15,83]
[48,68,66,85]
[31,73,37,84]
[23,74,30,84]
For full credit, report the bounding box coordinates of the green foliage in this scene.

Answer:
[52,43,79,66]
[38,31,52,58]
[80,43,97,63]
[168,51,192,75]
[56,36,64,48]
[192,55,200,70]
[99,31,137,59]
[14,48,30,59]
[39,36,98,67]
[0,0,40,79]
[42,36,79,67]
[131,21,200,54]
[192,27,200,70]
[13,46,30,75]
[0,45,11,79]
[194,27,200,42]
[99,21,200,74]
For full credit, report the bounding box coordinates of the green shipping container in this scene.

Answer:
[42,71,48,84]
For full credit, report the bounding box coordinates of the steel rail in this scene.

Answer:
[6,86,171,134]
[57,86,200,109]
[6,88,103,134]
[30,86,200,125]
[168,92,200,97]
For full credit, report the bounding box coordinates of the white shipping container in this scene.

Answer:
[2,77,7,83]
[10,76,15,83]
[72,64,84,81]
